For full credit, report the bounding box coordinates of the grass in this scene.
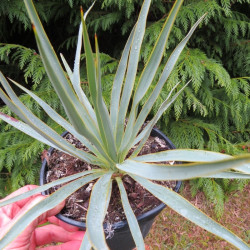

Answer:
[145,182,250,249]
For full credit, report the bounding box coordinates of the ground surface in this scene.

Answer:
[145,182,249,249]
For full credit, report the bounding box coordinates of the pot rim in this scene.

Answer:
[40,128,182,230]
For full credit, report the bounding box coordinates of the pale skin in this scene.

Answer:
[0,185,85,250]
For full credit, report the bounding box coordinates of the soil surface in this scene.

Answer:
[44,133,177,225]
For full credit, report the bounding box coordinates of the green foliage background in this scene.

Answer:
[0,0,249,216]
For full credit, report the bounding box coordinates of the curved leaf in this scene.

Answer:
[115,0,152,149]
[23,0,103,148]
[119,81,181,160]
[121,14,206,158]
[86,171,113,249]
[126,80,191,160]
[131,175,249,250]
[116,177,145,250]
[206,172,250,179]
[80,231,92,250]
[72,21,97,125]
[110,26,135,131]
[117,155,250,180]
[233,165,250,174]
[133,149,250,174]
[81,13,117,162]
[0,85,99,164]
[0,111,57,149]
[133,149,232,162]
[121,0,184,152]
[0,169,103,208]
[9,78,109,164]
[94,34,117,161]
[0,172,103,248]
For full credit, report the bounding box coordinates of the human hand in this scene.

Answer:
[0,185,85,250]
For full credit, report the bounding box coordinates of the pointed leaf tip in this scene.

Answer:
[80,6,84,17]
[0,112,18,122]
[31,23,36,31]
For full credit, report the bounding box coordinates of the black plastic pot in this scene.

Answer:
[40,128,182,250]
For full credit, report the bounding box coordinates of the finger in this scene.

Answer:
[0,195,65,248]
[0,185,42,226]
[47,216,80,232]
[0,203,21,226]
[35,224,84,246]
[38,241,82,250]
[1,185,39,208]
[15,195,65,226]
[1,185,38,200]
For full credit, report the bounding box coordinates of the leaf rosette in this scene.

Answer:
[0,0,249,249]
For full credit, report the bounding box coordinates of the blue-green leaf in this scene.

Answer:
[110,26,135,133]
[0,83,99,164]
[23,0,103,149]
[116,177,145,250]
[86,171,113,249]
[131,175,249,250]
[133,149,232,162]
[0,169,103,208]
[0,172,103,248]
[117,155,250,180]
[80,231,92,250]
[133,149,250,174]
[9,78,106,158]
[121,0,184,153]
[115,0,152,149]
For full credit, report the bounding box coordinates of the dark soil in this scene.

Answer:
[44,133,177,225]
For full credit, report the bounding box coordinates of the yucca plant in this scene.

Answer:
[0,0,250,249]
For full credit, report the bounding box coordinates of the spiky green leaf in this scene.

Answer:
[116,177,145,250]
[86,172,113,249]
[0,169,103,208]
[117,155,250,180]
[131,175,249,250]
[0,172,103,248]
